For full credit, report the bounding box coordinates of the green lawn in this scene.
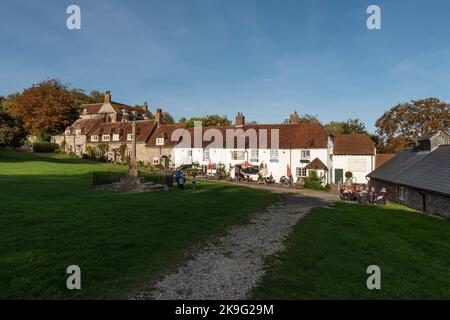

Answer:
[0,150,279,299]
[252,202,450,299]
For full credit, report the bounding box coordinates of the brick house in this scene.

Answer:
[367,131,450,219]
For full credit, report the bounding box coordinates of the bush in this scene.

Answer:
[304,170,329,192]
[32,142,58,153]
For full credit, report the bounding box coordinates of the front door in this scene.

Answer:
[335,169,343,185]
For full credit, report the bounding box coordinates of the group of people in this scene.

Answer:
[340,185,387,205]
[174,170,196,190]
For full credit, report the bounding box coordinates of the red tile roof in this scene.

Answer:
[305,157,328,170]
[111,102,148,115]
[146,123,188,147]
[67,118,102,135]
[333,134,375,155]
[87,120,156,143]
[176,123,329,149]
[79,103,103,114]
[375,154,396,168]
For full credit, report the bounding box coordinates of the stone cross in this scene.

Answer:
[129,121,138,177]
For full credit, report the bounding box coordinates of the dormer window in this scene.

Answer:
[91,135,99,142]
[156,137,165,146]
[102,135,110,142]
[127,134,133,141]
[112,134,120,141]
[75,129,81,136]
[83,109,88,114]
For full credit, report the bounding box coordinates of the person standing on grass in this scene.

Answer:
[179,175,185,190]
[174,170,181,188]
[192,174,196,190]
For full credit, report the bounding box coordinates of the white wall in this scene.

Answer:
[332,155,375,184]
[172,147,330,183]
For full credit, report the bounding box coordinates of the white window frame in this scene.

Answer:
[102,135,110,142]
[153,157,160,165]
[187,149,193,157]
[127,134,133,141]
[250,149,258,162]
[296,167,307,177]
[75,129,81,136]
[301,149,311,160]
[203,149,210,161]
[126,149,132,157]
[156,137,165,146]
[112,134,120,141]
[270,149,279,162]
[91,135,99,142]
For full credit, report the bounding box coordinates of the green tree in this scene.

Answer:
[283,113,321,124]
[0,107,27,147]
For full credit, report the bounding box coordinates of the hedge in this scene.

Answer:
[32,142,58,153]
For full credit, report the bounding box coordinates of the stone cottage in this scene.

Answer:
[367,131,450,219]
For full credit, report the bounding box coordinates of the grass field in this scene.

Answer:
[252,202,450,299]
[0,150,279,299]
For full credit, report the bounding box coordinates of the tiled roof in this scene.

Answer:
[111,102,148,115]
[79,103,103,114]
[175,123,329,149]
[333,134,375,155]
[368,145,450,196]
[146,123,188,147]
[375,154,395,168]
[87,120,156,143]
[305,157,328,170]
[66,118,102,135]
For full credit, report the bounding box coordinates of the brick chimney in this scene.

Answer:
[104,90,112,103]
[142,102,149,113]
[235,112,245,126]
[155,108,164,127]
[289,111,299,124]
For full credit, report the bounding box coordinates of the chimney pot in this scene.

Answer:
[104,90,111,103]
[235,112,245,126]
[289,111,299,124]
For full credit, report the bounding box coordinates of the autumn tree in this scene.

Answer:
[10,79,78,136]
[375,98,450,153]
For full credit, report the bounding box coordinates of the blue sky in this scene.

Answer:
[1,0,449,132]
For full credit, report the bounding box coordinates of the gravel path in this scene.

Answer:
[133,195,333,300]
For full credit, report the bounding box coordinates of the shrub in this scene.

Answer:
[32,142,58,153]
[345,171,353,179]
[304,170,329,192]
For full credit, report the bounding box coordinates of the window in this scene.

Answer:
[126,149,132,157]
[203,149,210,161]
[153,157,160,165]
[231,151,245,160]
[65,130,71,135]
[348,159,367,172]
[75,129,81,136]
[112,134,120,141]
[250,149,258,162]
[91,135,98,142]
[102,135,110,142]
[296,167,307,177]
[398,186,406,202]
[127,134,133,141]
[301,150,310,159]
[187,149,193,157]
[270,149,279,162]
[156,138,165,146]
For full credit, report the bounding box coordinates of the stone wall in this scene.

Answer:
[369,178,450,220]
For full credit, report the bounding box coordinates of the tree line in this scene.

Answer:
[1,79,448,153]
